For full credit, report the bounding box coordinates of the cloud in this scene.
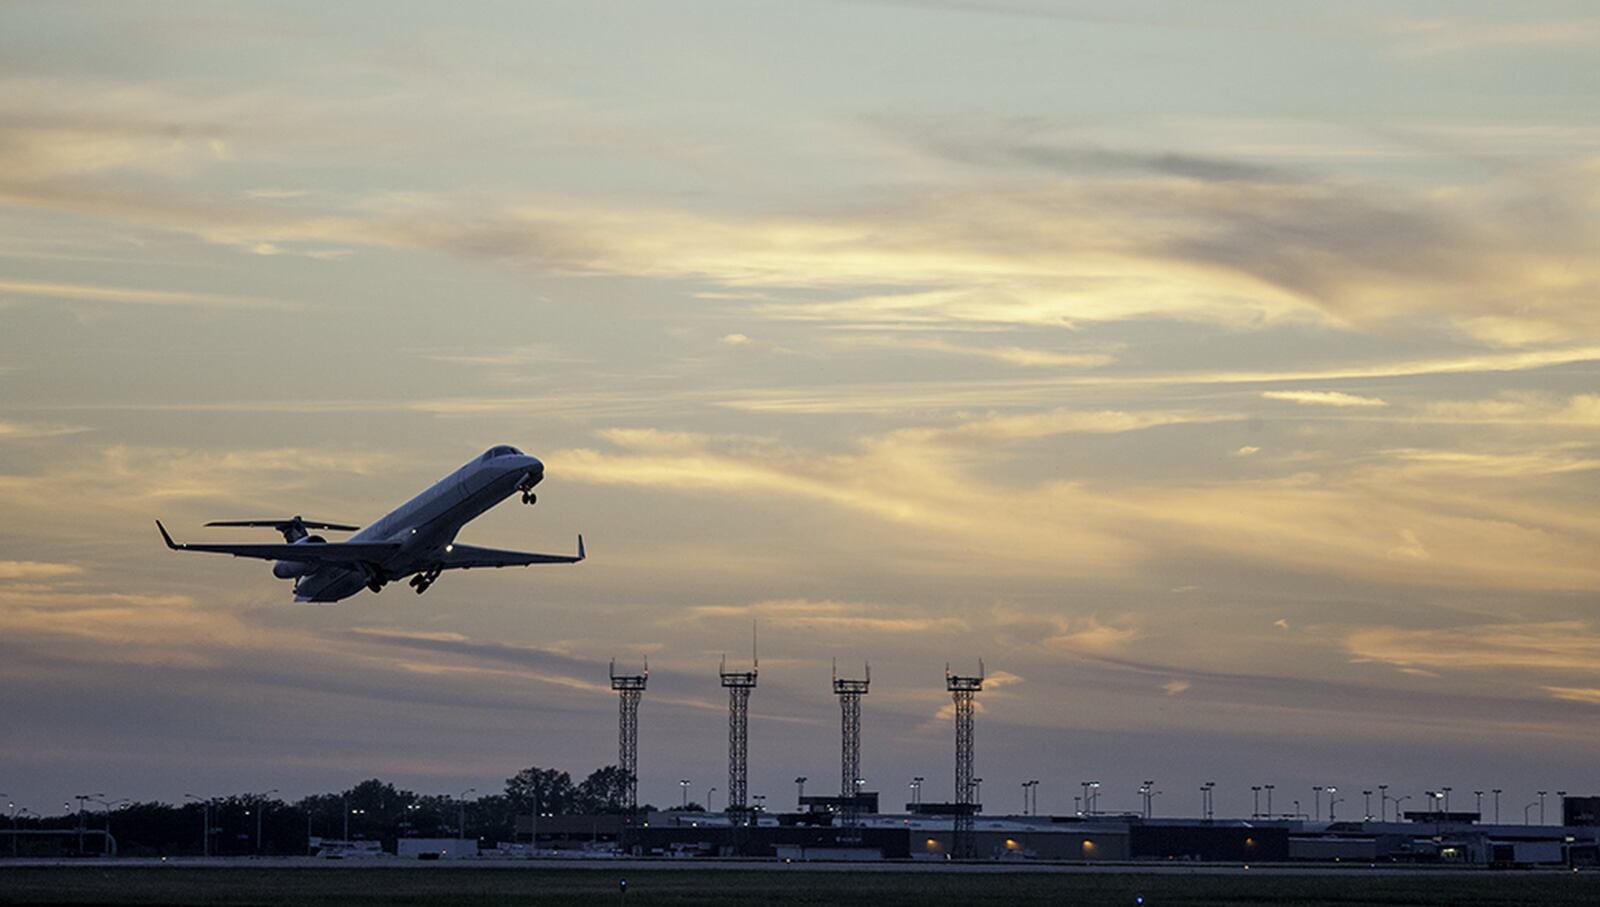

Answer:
[1235,446,1261,457]
[1383,18,1600,56]
[827,333,1116,369]
[684,599,964,635]
[0,420,88,441]
[1345,621,1600,676]
[0,561,82,580]
[0,278,284,310]
[1262,390,1388,408]
[1421,393,1600,427]
[1163,679,1191,695]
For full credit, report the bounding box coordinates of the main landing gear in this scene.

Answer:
[409,565,442,594]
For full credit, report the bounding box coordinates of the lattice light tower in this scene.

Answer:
[833,660,870,825]
[720,650,759,813]
[609,658,649,812]
[946,662,985,859]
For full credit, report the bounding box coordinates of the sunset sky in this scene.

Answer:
[2,1,1597,819]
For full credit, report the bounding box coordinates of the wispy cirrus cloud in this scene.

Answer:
[1262,390,1388,408]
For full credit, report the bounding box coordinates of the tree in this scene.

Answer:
[504,767,576,815]
[575,766,633,814]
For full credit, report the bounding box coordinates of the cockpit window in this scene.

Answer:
[482,445,523,461]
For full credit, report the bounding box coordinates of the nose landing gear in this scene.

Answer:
[409,565,443,594]
[518,474,539,506]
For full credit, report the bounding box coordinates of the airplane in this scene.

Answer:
[156,444,583,602]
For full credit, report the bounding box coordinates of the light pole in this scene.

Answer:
[679,780,690,809]
[1089,781,1102,815]
[1525,802,1538,825]
[1492,789,1502,823]
[1558,791,1568,826]
[1393,795,1410,820]
[457,788,476,842]
[795,777,806,808]
[253,789,278,854]
[1537,791,1548,825]
[1378,785,1389,822]
[1080,781,1091,815]
[1251,786,1261,819]
[1263,784,1273,819]
[1441,787,1452,813]
[1312,786,1322,822]
[184,793,210,857]
[973,778,983,809]
[90,797,128,855]
[1362,790,1372,822]
[753,794,766,814]
[706,787,717,812]
[912,776,924,807]
[1474,790,1484,819]
[1326,787,1338,822]
[1292,800,1301,820]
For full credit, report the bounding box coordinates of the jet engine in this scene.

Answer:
[272,534,325,579]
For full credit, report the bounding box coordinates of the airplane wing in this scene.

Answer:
[157,521,401,564]
[440,535,586,569]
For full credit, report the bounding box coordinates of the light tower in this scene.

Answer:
[609,658,648,812]
[946,662,984,858]
[833,660,870,825]
[720,636,759,815]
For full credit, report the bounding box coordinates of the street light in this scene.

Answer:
[1537,791,1548,825]
[456,788,476,842]
[1525,802,1538,825]
[795,777,807,807]
[679,780,690,809]
[1251,786,1261,819]
[1263,784,1274,819]
[1492,789,1502,824]
[1362,790,1372,822]
[1326,787,1338,822]
[706,787,717,812]
[184,793,211,857]
[1378,785,1389,822]
[252,789,278,854]
[1473,790,1484,819]
[1393,795,1411,819]
[1441,787,1452,813]
[90,797,128,855]
[1311,786,1323,822]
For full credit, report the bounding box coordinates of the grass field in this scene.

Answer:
[2,866,1599,907]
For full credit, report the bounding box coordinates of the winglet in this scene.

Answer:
[156,520,180,550]
[577,534,586,562]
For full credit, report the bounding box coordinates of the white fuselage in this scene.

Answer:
[290,449,543,602]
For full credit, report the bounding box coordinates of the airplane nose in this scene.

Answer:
[524,456,545,482]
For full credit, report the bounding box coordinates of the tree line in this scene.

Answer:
[3,765,652,857]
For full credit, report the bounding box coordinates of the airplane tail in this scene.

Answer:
[206,516,359,543]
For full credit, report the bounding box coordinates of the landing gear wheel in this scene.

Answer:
[522,491,537,506]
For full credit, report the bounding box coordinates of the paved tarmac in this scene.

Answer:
[1,856,1585,876]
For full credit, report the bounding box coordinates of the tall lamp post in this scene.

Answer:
[1311,786,1323,822]
[1263,784,1273,819]
[90,797,128,855]
[795,777,807,808]
[1492,789,1502,824]
[456,788,477,842]
[706,787,717,813]
[1537,791,1548,825]
[1361,790,1372,822]
[251,789,278,854]
[184,793,211,857]
[1393,795,1410,819]
[679,780,690,809]
[1378,785,1389,822]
